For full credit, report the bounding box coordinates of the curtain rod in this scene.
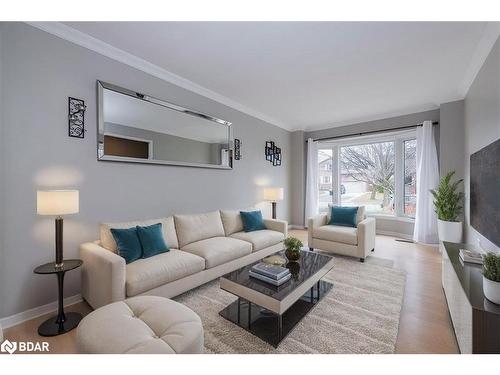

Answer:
[307,121,439,143]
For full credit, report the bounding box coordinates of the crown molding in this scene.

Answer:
[458,22,500,98]
[25,22,289,131]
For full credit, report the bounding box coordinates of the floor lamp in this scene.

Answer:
[36,190,82,336]
[264,187,284,219]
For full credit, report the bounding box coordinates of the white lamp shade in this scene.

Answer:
[263,187,284,201]
[37,190,79,215]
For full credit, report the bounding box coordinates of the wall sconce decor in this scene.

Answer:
[265,141,282,166]
[234,139,241,160]
[68,97,86,138]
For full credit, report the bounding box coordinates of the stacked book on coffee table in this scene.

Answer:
[249,262,291,286]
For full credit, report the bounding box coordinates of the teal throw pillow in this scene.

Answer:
[110,227,142,264]
[328,206,359,228]
[240,210,266,232]
[136,223,170,258]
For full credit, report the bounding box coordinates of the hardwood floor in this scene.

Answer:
[290,230,459,354]
[3,301,92,354]
[4,231,459,354]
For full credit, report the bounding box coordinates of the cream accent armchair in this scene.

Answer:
[308,208,376,262]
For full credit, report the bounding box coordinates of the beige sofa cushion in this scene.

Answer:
[230,230,284,252]
[220,208,256,236]
[327,204,366,225]
[100,216,178,252]
[174,211,225,248]
[220,210,244,236]
[313,225,358,245]
[181,237,252,268]
[126,250,205,296]
[76,296,204,354]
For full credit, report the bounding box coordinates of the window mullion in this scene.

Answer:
[333,145,340,205]
[394,138,404,217]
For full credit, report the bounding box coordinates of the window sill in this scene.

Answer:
[367,214,415,223]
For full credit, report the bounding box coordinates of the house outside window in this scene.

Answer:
[317,130,417,218]
[318,149,333,212]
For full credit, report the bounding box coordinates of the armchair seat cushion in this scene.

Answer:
[313,225,358,245]
[181,237,252,268]
[126,250,205,296]
[230,230,284,252]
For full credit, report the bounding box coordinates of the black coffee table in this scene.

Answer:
[219,250,334,347]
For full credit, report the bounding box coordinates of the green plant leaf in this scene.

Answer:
[432,170,464,221]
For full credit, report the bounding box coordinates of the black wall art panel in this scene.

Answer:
[68,97,86,138]
[234,138,241,160]
[265,141,281,166]
[470,137,500,247]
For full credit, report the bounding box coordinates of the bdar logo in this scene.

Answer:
[1,339,17,354]
[1,339,49,354]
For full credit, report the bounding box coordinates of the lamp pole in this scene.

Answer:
[55,216,64,267]
[271,201,277,219]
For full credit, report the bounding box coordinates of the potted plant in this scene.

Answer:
[483,252,500,305]
[430,171,464,243]
[283,237,303,262]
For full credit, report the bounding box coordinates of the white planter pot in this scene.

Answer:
[437,219,463,243]
[483,276,500,305]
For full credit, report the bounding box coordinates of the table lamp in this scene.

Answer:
[263,187,283,219]
[37,190,79,267]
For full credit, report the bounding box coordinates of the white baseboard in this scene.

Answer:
[0,294,82,330]
[377,230,413,241]
[288,224,305,230]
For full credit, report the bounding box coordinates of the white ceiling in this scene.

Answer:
[58,22,494,131]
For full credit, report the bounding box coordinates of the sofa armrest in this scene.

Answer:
[263,219,288,238]
[308,214,328,246]
[80,241,126,309]
[308,214,328,230]
[357,217,376,258]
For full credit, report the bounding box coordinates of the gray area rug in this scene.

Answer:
[175,256,406,354]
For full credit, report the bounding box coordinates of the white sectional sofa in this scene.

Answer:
[80,210,287,309]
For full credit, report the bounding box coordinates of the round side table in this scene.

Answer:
[34,259,83,337]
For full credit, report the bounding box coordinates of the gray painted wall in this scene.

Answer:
[105,122,222,164]
[439,100,465,180]
[0,23,292,318]
[300,109,441,235]
[464,36,500,253]
[290,131,305,226]
[439,100,465,222]
[305,109,440,142]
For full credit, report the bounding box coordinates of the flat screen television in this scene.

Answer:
[470,138,500,247]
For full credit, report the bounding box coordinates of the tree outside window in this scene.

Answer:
[340,141,395,214]
[404,139,417,217]
[317,134,416,217]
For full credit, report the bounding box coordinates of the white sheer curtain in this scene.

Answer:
[305,138,319,226]
[413,121,439,244]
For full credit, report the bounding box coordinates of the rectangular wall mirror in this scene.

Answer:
[97,81,233,169]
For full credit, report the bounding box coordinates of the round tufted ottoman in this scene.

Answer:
[76,296,204,354]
